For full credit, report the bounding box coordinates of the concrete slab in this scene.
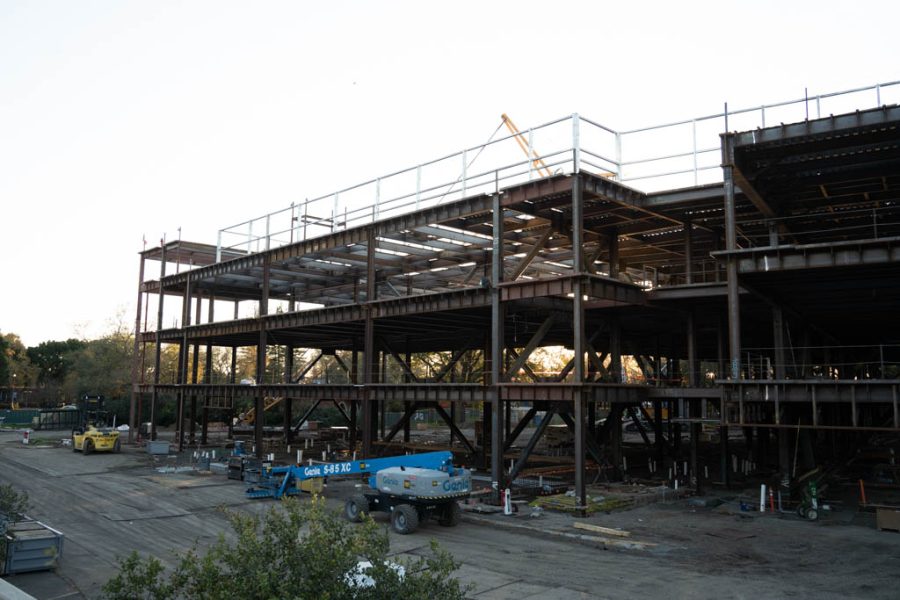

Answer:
[473,580,560,599]
[0,444,139,477]
[3,440,900,600]
[451,564,517,597]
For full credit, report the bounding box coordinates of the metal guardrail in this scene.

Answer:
[213,80,900,261]
[739,344,900,381]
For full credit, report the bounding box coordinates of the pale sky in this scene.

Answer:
[2,0,897,346]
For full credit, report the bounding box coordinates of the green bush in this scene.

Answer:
[102,496,468,600]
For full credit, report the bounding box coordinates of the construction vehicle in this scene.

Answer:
[245,450,470,535]
[797,480,820,521]
[71,395,120,454]
[234,396,282,427]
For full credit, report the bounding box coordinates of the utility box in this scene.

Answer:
[146,441,171,455]
[876,507,900,532]
[2,519,64,575]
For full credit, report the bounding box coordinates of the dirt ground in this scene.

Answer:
[1,429,899,599]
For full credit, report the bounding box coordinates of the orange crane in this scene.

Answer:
[501,113,552,178]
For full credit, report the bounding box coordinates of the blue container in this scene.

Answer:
[2,519,64,575]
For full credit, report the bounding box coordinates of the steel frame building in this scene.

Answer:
[130,83,900,510]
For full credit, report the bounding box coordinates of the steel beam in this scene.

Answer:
[294,351,324,382]
[507,227,554,280]
[626,406,653,447]
[713,236,900,274]
[381,339,421,383]
[382,401,419,446]
[292,399,322,434]
[433,404,477,454]
[506,348,542,382]
[559,411,604,465]
[504,406,538,450]
[730,105,900,147]
[505,315,555,380]
[508,409,556,482]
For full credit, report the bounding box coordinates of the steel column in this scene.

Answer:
[608,227,619,279]
[150,244,166,441]
[283,344,294,443]
[128,252,146,443]
[404,344,412,443]
[684,217,693,284]
[723,156,742,379]
[609,317,622,383]
[572,176,588,512]
[200,293,214,444]
[350,347,359,449]
[491,192,505,503]
[773,307,786,379]
[363,228,377,456]
[254,256,270,458]
[189,345,199,445]
[687,309,701,492]
[485,194,505,503]
[176,273,191,452]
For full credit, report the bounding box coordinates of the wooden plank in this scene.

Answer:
[572,522,631,538]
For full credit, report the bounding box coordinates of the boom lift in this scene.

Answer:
[245,450,471,534]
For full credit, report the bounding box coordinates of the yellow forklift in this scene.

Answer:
[71,395,120,454]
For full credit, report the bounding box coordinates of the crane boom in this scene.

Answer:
[501,113,552,178]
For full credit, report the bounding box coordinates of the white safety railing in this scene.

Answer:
[216,80,900,261]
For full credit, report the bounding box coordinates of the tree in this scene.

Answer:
[0,484,30,521]
[3,333,37,388]
[0,484,30,567]
[102,496,468,600]
[62,334,132,401]
[26,338,86,386]
[0,333,9,386]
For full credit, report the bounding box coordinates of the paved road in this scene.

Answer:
[2,434,899,599]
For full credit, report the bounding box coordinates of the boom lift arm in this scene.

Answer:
[245,450,462,499]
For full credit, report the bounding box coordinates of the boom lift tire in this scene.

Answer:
[83,440,94,455]
[345,494,369,523]
[438,501,461,527]
[113,439,121,453]
[391,504,419,535]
